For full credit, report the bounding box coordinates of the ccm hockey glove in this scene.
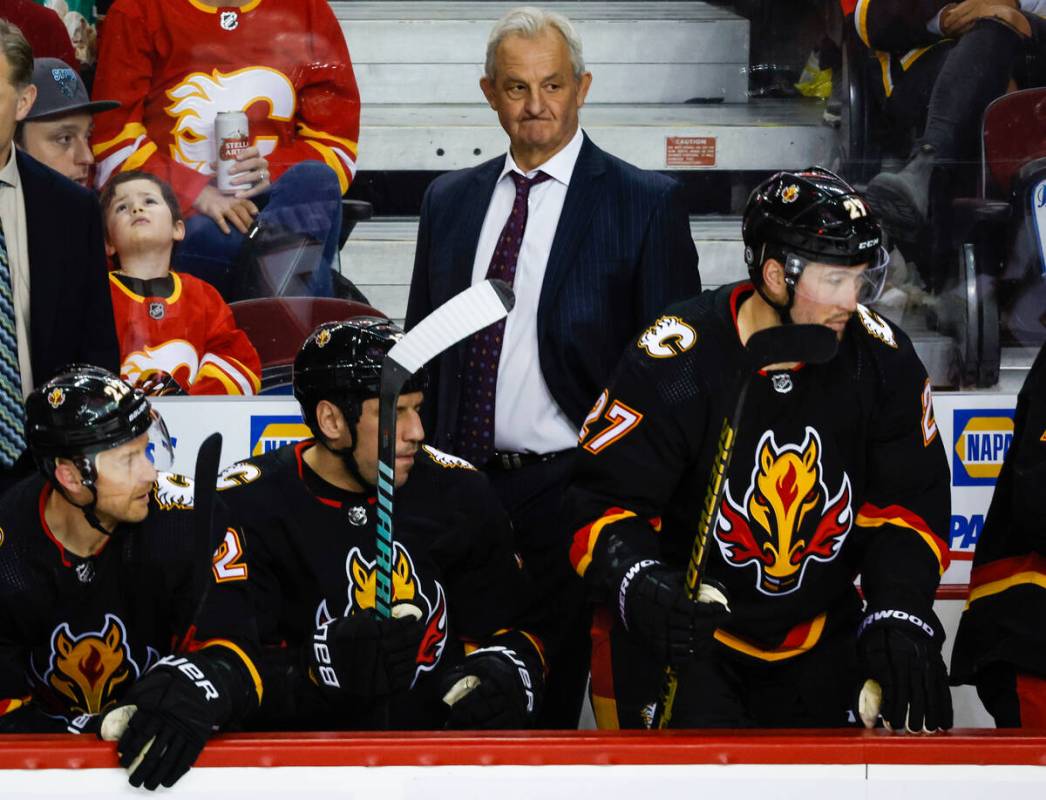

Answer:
[309,608,424,700]
[99,652,239,790]
[857,607,953,733]
[618,560,731,666]
[440,641,545,729]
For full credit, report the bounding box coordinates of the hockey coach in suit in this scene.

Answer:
[0,21,118,495]
[405,6,700,728]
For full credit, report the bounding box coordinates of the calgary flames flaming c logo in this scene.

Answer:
[714,427,852,595]
[316,543,448,685]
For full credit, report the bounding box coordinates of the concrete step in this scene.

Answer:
[356,100,835,172]
[333,1,750,104]
[341,215,745,322]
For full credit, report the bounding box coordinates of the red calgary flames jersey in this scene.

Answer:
[109,271,261,395]
[91,0,361,209]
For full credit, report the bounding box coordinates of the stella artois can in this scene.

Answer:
[215,110,250,194]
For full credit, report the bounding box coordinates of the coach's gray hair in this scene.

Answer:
[485,6,586,81]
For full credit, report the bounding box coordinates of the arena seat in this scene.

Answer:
[230,297,385,393]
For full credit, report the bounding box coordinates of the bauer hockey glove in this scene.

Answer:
[856,607,953,733]
[440,641,545,729]
[309,607,425,700]
[98,651,242,790]
[618,560,731,666]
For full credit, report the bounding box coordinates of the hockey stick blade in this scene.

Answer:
[385,279,515,374]
[374,279,516,620]
[743,324,839,372]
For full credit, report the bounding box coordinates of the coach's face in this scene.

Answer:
[480,27,591,172]
[0,52,36,165]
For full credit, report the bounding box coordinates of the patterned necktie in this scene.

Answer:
[455,170,552,466]
[0,217,25,468]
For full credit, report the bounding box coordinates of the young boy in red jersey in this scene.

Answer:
[102,171,261,396]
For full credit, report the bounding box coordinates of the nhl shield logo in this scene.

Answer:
[148,302,165,320]
[47,388,65,408]
[770,373,793,394]
[347,506,368,526]
[220,11,239,30]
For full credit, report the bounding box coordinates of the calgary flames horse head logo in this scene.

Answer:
[714,427,852,595]
[318,543,448,685]
[46,615,140,715]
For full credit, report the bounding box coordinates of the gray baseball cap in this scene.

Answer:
[25,58,120,121]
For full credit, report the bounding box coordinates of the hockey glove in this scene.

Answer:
[309,608,424,700]
[440,643,544,729]
[857,608,953,733]
[618,560,730,666]
[99,652,235,790]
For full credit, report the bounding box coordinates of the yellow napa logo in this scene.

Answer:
[952,410,1014,486]
[250,415,311,456]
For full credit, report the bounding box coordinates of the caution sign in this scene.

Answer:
[666,136,716,167]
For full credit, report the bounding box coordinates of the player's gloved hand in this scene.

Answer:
[856,607,953,733]
[440,643,544,729]
[98,653,232,791]
[618,560,731,666]
[309,606,425,700]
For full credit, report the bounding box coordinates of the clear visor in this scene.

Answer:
[92,409,174,482]
[785,246,890,306]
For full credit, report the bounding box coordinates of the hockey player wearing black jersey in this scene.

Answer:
[0,366,262,790]
[220,317,546,730]
[568,168,953,731]
[951,343,1046,727]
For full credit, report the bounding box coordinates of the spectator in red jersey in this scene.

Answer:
[0,0,78,69]
[91,0,360,299]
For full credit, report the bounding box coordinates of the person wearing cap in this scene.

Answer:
[0,21,117,496]
[15,56,117,187]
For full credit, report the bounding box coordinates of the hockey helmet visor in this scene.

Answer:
[785,245,890,306]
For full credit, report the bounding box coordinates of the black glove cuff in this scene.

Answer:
[617,558,663,631]
[858,608,938,640]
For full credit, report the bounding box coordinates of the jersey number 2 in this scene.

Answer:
[212,529,248,583]
[580,390,644,454]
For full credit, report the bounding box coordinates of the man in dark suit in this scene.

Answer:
[406,7,700,727]
[0,20,118,495]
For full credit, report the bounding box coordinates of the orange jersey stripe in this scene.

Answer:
[856,502,950,574]
[713,613,827,662]
[570,507,636,577]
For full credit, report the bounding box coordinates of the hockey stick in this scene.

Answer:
[652,324,839,729]
[374,279,515,618]
[102,432,224,755]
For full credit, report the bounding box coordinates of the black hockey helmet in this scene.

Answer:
[742,167,888,316]
[26,365,173,530]
[294,317,427,485]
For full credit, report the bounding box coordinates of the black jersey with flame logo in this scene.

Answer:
[0,474,259,730]
[569,282,951,662]
[219,441,538,730]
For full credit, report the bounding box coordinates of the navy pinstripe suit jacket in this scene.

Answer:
[405,133,701,453]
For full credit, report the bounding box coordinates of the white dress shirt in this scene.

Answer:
[0,147,33,396]
[469,126,584,454]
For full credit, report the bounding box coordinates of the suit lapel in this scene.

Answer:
[538,134,605,322]
[18,154,57,371]
[446,158,503,301]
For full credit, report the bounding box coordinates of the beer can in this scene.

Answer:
[215,110,250,194]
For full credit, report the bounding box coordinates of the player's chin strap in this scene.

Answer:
[323,399,374,491]
[750,244,796,325]
[50,456,116,538]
